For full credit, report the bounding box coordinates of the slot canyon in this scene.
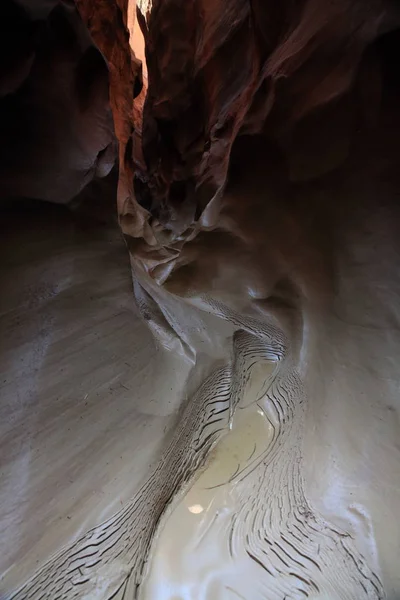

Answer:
[1,0,400,598]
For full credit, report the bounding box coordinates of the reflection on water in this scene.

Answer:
[141,364,275,600]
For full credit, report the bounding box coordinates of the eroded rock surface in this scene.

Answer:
[1,0,400,599]
[0,0,116,203]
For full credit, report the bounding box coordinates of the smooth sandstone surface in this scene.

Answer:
[0,202,191,595]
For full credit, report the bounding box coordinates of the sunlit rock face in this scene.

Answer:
[1,0,400,599]
[0,0,116,203]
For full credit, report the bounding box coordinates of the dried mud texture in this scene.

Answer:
[6,285,391,599]
[142,323,384,600]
